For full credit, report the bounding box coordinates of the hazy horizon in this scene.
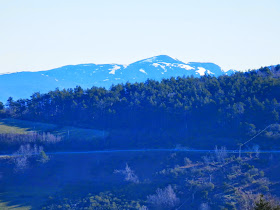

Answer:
[1,0,280,74]
[0,54,247,75]
[0,54,277,75]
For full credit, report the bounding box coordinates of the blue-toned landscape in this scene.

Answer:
[1,0,280,209]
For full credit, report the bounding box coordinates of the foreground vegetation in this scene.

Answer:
[1,150,279,209]
[39,151,280,209]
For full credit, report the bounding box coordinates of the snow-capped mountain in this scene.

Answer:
[0,55,235,102]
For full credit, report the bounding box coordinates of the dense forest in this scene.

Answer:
[2,65,280,150]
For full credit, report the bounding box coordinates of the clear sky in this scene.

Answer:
[1,0,280,73]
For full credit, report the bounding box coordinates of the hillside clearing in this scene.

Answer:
[0,118,107,142]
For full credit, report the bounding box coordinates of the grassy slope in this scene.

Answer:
[0,118,107,142]
[0,186,56,210]
[0,202,30,210]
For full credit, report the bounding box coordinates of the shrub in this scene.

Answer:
[147,185,179,209]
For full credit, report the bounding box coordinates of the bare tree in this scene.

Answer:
[199,202,211,210]
[236,190,258,210]
[114,163,139,184]
[147,185,179,209]
[214,146,228,164]
[252,145,260,158]
[202,155,214,166]
[13,144,47,172]
[184,157,192,166]
[14,155,28,171]
[186,179,214,202]
[237,191,280,210]
[0,132,62,145]
[138,205,148,210]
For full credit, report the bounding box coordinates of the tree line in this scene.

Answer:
[2,65,280,148]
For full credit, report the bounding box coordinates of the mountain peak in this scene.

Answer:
[137,55,184,64]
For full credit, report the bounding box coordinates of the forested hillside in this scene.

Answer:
[2,65,280,150]
[1,66,280,210]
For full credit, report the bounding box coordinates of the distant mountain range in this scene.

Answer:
[0,55,236,103]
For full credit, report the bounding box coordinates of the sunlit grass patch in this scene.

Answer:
[0,118,106,142]
[0,201,30,210]
[0,118,57,134]
[0,123,27,135]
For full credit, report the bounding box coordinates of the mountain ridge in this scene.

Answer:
[0,55,235,102]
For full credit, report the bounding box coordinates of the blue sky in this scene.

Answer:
[1,0,280,73]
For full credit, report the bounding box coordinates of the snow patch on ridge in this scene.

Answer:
[206,70,215,75]
[152,63,167,70]
[109,65,121,75]
[196,67,206,76]
[178,64,194,70]
[139,69,148,74]
[141,57,156,63]
[152,63,160,67]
